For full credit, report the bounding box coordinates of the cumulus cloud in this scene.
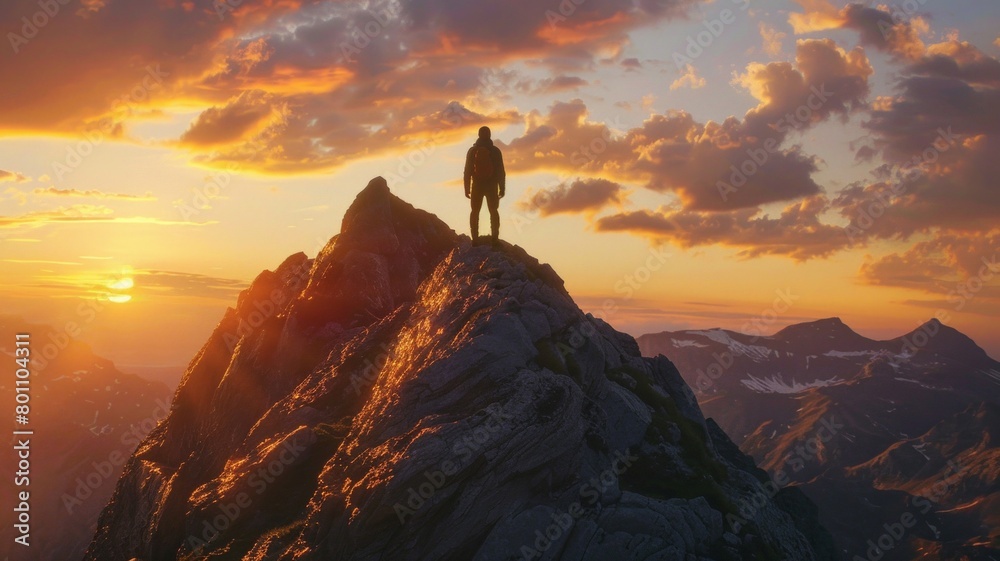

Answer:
[759,22,787,56]
[670,64,706,90]
[518,178,626,216]
[504,39,872,211]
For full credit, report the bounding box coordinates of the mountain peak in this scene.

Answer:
[86,179,832,561]
[295,177,458,333]
[895,317,992,364]
[772,316,873,348]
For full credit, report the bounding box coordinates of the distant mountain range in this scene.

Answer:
[639,317,1000,560]
[0,316,172,561]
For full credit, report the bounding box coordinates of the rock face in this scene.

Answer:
[85,177,834,561]
[638,321,1000,561]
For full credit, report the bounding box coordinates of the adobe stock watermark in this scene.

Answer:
[52,65,169,181]
[844,126,958,245]
[175,163,241,220]
[518,449,638,560]
[693,288,798,394]
[393,403,516,523]
[672,0,751,70]
[338,4,400,63]
[889,252,997,366]
[7,0,73,54]
[717,85,832,202]
[380,102,481,189]
[545,0,591,27]
[852,460,966,561]
[185,435,310,555]
[511,116,627,234]
[60,397,172,515]
[867,0,930,36]
[727,414,843,531]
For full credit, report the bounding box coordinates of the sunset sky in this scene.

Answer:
[1,0,998,368]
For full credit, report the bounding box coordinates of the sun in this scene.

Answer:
[105,270,135,303]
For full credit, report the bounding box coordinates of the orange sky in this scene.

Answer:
[1,0,998,368]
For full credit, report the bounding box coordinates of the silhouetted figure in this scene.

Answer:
[464,126,505,244]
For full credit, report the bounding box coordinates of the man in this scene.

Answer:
[464,126,505,244]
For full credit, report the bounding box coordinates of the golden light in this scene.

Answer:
[105,269,134,303]
[108,277,135,290]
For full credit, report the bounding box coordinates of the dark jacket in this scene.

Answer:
[464,137,506,193]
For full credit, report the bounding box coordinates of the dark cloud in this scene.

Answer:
[832,41,1000,241]
[519,178,625,216]
[621,57,642,69]
[594,196,848,260]
[838,3,925,60]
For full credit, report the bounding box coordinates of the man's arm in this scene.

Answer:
[495,147,506,197]
[463,147,473,197]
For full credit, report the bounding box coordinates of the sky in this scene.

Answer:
[0,0,998,369]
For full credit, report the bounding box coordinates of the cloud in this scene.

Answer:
[788,0,843,34]
[4,188,28,205]
[621,57,642,69]
[759,22,787,56]
[0,205,214,229]
[179,90,287,148]
[908,40,1000,86]
[838,4,926,60]
[504,39,872,211]
[133,270,248,301]
[0,170,28,183]
[789,1,926,59]
[670,64,706,90]
[0,0,707,174]
[832,41,1000,240]
[536,75,589,93]
[32,187,157,201]
[518,178,626,216]
[859,232,1000,308]
[594,195,848,260]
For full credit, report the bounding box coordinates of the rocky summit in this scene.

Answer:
[85,177,835,561]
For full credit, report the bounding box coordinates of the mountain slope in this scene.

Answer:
[85,177,835,561]
[638,320,1000,561]
[0,316,171,561]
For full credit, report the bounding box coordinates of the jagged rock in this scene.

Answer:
[85,178,832,561]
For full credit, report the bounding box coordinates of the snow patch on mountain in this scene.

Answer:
[739,373,843,394]
[671,339,709,348]
[823,350,877,358]
[687,329,772,360]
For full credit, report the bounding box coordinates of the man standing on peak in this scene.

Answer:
[464,125,505,245]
